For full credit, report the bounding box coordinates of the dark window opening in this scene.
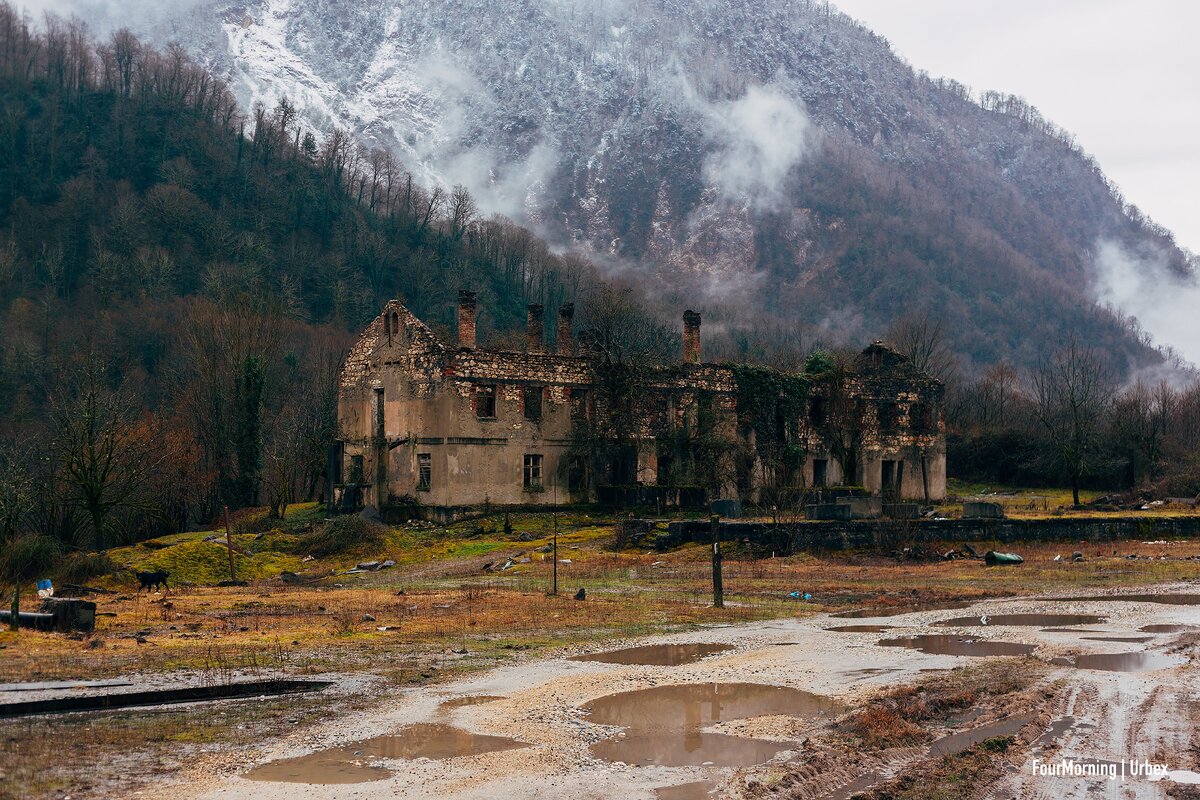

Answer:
[878,402,899,431]
[911,402,934,434]
[349,455,364,484]
[523,454,544,490]
[417,453,431,491]
[609,447,637,485]
[657,450,675,486]
[813,459,828,487]
[809,397,826,426]
[476,384,497,419]
[568,458,586,492]
[882,460,904,497]
[571,388,590,421]
[373,387,385,444]
[523,385,543,422]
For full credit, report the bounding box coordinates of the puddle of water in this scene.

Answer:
[583,682,838,731]
[570,643,733,666]
[879,635,1036,657]
[825,624,894,633]
[1041,628,1106,633]
[439,695,506,709]
[929,715,1033,756]
[1052,594,1200,605]
[1072,652,1186,672]
[582,683,838,768]
[1032,715,1077,748]
[937,613,1105,627]
[245,748,393,784]
[244,723,528,784]
[1139,624,1195,633]
[1081,636,1154,643]
[655,780,716,799]
[831,601,972,619]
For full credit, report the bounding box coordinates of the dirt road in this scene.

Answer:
[172,586,1200,800]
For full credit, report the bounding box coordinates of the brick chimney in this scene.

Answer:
[683,310,702,364]
[557,303,575,356]
[457,290,477,349]
[526,304,544,353]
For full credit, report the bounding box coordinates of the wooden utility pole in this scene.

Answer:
[223,506,236,582]
[710,514,723,608]
[552,483,559,596]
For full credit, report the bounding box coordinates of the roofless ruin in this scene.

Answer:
[335,292,946,517]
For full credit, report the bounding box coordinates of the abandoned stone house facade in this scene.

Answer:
[335,292,946,514]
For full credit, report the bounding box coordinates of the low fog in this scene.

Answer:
[1095,238,1200,366]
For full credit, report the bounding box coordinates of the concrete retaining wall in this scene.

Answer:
[662,516,1200,553]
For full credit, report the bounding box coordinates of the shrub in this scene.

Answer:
[57,551,118,585]
[296,515,388,558]
[845,705,926,748]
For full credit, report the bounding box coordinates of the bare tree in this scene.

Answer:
[53,369,163,550]
[448,184,477,241]
[887,311,957,384]
[1031,339,1116,506]
[1112,379,1175,486]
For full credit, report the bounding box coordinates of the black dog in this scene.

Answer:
[135,570,169,593]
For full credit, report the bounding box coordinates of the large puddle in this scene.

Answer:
[878,635,1036,657]
[570,643,733,666]
[582,682,838,768]
[937,613,1105,627]
[831,600,972,619]
[1070,652,1186,672]
[825,624,894,633]
[1139,624,1196,633]
[244,723,528,784]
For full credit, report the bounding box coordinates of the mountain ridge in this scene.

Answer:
[110,0,1194,373]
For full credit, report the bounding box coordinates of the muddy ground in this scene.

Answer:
[150,586,1200,800]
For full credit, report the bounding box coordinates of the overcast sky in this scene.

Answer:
[833,0,1200,256]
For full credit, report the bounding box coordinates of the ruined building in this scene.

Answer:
[335,292,946,515]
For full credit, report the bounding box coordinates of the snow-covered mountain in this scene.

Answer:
[113,0,1192,370]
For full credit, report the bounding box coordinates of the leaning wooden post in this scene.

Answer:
[223,506,236,583]
[711,514,723,609]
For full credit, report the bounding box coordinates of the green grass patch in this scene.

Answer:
[111,540,302,585]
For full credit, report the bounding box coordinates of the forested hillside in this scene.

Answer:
[0,7,605,548]
[132,0,1194,374]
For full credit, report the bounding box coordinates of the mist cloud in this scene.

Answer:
[1095,237,1200,365]
[699,85,814,208]
[399,48,560,222]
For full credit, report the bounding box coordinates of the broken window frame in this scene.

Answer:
[475,384,497,419]
[417,453,432,491]
[523,453,544,491]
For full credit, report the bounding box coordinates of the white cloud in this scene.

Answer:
[698,85,814,208]
[1095,238,1200,365]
